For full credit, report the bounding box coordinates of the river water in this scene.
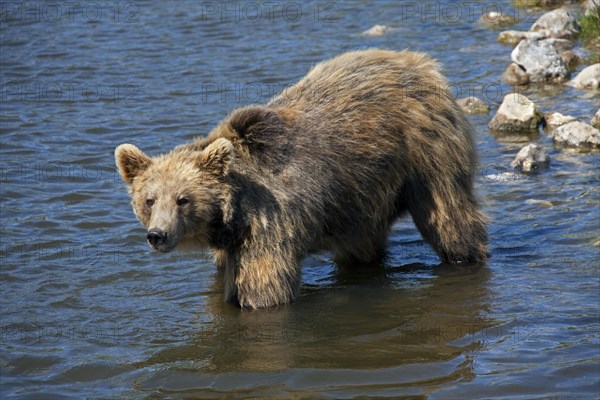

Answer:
[1,1,599,398]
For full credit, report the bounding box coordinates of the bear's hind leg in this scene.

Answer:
[408,184,488,264]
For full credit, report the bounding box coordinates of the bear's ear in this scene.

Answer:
[225,106,284,150]
[228,106,280,138]
[198,138,234,176]
[115,144,152,184]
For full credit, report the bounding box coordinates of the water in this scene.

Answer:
[1,1,599,398]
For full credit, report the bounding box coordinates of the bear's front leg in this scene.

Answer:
[223,249,301,309]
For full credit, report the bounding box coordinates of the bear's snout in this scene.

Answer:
[147,228,167,248]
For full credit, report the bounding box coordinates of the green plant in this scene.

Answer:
[580,10,600,43]
[579,7,600,62]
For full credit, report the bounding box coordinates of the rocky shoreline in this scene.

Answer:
[471,0,599,173]
[363,0,599,173]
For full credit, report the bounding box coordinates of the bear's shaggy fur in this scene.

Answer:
[115,49,488,308]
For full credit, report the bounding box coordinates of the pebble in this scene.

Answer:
[362,25,393,36]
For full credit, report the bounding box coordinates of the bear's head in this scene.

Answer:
[115,138,234,252]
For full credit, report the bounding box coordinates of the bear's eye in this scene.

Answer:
[145,199,155,207]
[176,198,189,206]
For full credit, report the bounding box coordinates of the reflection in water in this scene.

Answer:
[135,262,494,394]
[488,128,540,144]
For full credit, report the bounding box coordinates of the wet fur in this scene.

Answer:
[115,49,488,308]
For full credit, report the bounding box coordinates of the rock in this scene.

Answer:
[531,9,580,39]
[539,39,578,71]
[362,25,392,36]
[591,109,600,129]
[511,143,550,172]
[514,0,567,8]
[498,32,576,47]
[511,38,569,82]
[542,38,573,51]
[565,64,600,89]
[539,0,568,7]
[479,12,518,28]
[456,97,490,114]
[497,30,545,45]
[489,93,543,131]
[559,50,582,72]
[525,199,555,207]
[503,63,531,85]
[545,112,575,129]
[553,121,600,147]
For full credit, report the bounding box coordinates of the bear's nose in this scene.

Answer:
[147,228,167,246]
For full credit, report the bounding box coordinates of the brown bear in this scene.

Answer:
[115,49,488,309]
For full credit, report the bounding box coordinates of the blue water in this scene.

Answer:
[1,1,599,398]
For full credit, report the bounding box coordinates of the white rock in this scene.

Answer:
[489,93,543,131]
[498,30,545,45]
[541,38,573,52]
[545,112,575,129]
[511,39,569,82]
[531,9,580,39]
[553,121,600,147]
[511,143,550,172]
[566,64,600,90]
[362,25,392,36]
[525,199,554,207]
[479,12,518,28]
